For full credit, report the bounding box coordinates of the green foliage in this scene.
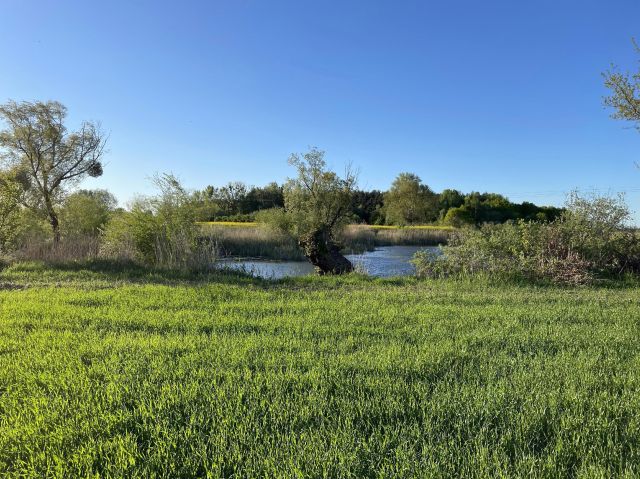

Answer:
[281,148,356,238]
[603,40,640,131]
[0,100,107,240]
[0,170,27,253]
[383,173,438,225]
[59,189,117,238]
[442,205,474,227]
[415,192,640,284]
[2,266,640,476]
[350,189,384,224]
[440,192,562,227]
[254,207,293,233]
[192,182,284,221]
[101,174,215,270]
[244,182,285,213]
[438,188,465,210]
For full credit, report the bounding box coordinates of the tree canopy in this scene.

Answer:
[0,100,107,241]
[383,173,438,225]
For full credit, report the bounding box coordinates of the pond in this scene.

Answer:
[218,245,439,279]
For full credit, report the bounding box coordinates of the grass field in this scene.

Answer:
[1,262,640,477]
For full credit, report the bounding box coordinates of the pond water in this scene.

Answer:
[218,245,439,279]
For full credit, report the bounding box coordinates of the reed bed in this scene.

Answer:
[201,224,453,260]
[14,236,102,263]
[201,224,304,260]
[340,225,452,253]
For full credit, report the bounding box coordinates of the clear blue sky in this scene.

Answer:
[2,0,640,215]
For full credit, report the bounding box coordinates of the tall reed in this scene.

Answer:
[202,224,453,260]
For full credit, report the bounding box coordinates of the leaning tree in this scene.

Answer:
[0,100,107,242]
[282,148,357,275]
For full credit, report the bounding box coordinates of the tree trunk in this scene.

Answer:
[42,193,61,243]
[48,210,60,243]
[298,228,353,275]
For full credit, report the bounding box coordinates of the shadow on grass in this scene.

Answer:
[3,259,637,291]
[0,259,280,288]
[1,258,417,292]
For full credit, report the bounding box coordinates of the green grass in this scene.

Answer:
[1,262,640,477]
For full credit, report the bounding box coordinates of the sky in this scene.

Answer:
[1,0,640,217]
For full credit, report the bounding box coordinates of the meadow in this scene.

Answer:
[1,262,640,477]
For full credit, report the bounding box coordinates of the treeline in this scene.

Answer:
[192,172,562,226]
[0,100,563,272]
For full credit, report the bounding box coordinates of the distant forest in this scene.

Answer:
[192,173,563,226]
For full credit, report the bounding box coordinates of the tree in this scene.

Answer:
[59,189,117,238]
[191,185,220,221]
[216,181,248,216]
[438,188,465,219]
[383,173,438,225]
[244,182,284,213]
[351,190,384,224]
[278,148,356,274]
[0,100,107,242]
[603,40,640,131]
[0,169,28,253]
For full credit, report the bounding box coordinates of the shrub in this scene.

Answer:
[255,207,292,233]
[101,174,217,270]
[59,189,117,239]
[414,193,640,285]
[442,206,474,227]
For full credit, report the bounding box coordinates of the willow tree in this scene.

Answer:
[603,40,640,131]
[0,100,106,242]
[283,148,356,274]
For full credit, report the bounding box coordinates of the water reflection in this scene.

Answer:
[218,246,439,279]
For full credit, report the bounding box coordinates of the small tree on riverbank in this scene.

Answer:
[261,148,356,274]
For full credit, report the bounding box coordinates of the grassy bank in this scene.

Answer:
[1,262,640,477]
[201,223,453,260]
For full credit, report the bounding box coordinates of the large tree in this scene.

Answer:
[282,148,356,274]
[603,40,640,131]
[0,100,107,241]
[383,173,438,225]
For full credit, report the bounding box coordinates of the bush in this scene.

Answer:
[414,193,640,285]
[59,189,117,238]
[442,207,474,227]
[101,174,217,270]
[255,207,292,233]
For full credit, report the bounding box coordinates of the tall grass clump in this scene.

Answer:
[414,192,640,285]
[101,174,218,270]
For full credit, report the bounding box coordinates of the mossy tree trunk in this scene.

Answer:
[298,228,353,275]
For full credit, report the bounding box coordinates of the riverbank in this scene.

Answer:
[1,262,640,477]
[200,223,453,260]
